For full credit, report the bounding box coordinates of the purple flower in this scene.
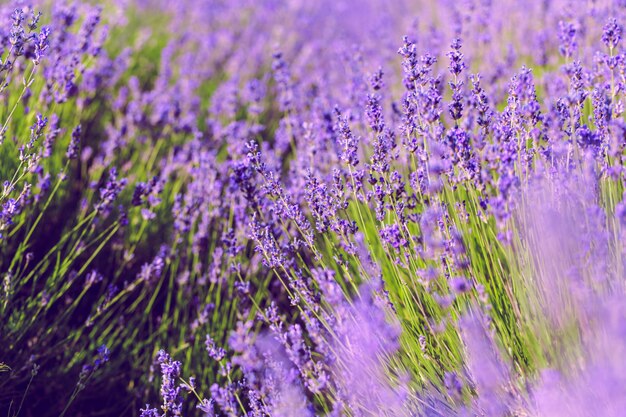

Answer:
[66,125,81,160]
[139,406,160,417]
[33,26,51,65]
[94,345,110,367]
[155,350,183,416]
[602,18,622,50]
[205,335,226,361]
[95,168,127,216]
[450,277,472,294]
[446,38,466,77]
[558,21,578,58]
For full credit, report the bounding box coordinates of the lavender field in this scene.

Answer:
[2,0,626,416]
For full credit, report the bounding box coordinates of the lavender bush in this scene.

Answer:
[1,0,626,416]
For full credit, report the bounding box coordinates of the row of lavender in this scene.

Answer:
[1,0,626,416]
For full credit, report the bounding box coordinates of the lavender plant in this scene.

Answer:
[3,0,626,416]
